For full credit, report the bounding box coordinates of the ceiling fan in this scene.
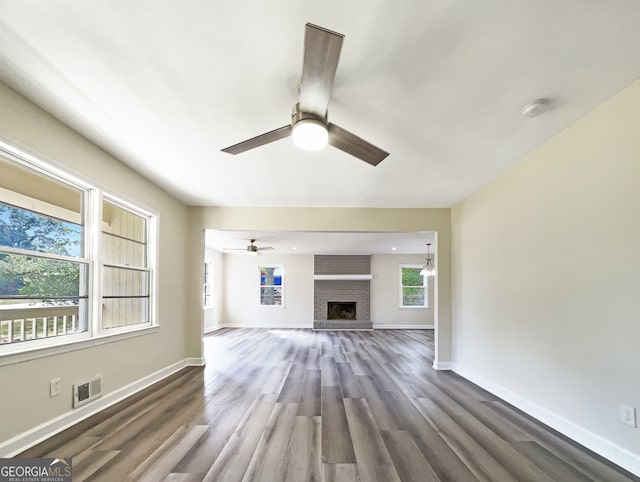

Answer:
[221,23,389,166]
[223,239,274,256]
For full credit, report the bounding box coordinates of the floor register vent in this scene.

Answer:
[73,375,103,408]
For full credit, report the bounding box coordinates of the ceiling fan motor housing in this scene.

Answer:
[291,102,327,126]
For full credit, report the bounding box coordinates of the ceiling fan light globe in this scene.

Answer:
[292,119,328,151]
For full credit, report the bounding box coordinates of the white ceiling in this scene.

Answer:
[1,1,640,209]
[205,230,435,255]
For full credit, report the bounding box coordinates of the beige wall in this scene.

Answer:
[371,254,434,327]
[203,247,224,332]
[0,82,190,443]
[222,254,313,327]
[452,79,640,457]
[187,207,452,363]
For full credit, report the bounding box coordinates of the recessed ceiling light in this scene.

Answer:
[292,246,298,250]
[391,246,397,251]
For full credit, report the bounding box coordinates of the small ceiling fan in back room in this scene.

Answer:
[221,23,389,166]
[223,239,274,256]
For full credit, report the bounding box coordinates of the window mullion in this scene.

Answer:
[0,246,89,264]
[89,188,103,337]
[103,263,151,272]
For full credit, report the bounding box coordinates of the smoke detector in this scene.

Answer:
[521,99,550,118]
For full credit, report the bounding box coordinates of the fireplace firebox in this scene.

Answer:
[327,302,356,320]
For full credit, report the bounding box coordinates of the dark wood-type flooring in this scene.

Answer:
[22,329,638,481]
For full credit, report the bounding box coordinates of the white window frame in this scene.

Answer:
[99,193,157,335]
[0,140,158,365]
[399,264,428,308]
[258,264,284,308]
[203,261,213,308]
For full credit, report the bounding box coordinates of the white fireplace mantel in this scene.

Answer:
[313,274,373,280]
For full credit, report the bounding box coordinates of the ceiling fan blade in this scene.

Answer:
[221,125,292,154]
[299,23,344,118]
[328,123,389,166]
[257,247,274,251]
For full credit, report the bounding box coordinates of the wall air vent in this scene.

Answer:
[73,375,103,408]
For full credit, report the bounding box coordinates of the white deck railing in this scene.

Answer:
[0,305,81,344]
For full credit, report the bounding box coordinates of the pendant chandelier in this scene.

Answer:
[420,243,436,276]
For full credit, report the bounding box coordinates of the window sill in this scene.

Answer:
[0,325,159,367]
[399,305,429,309]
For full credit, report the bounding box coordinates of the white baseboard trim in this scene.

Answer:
[373,324,434,329]
[451,363,640,477]
[218,323,312,329]
[185,357,206,366]
[432,360,453,370]
[204,325,223,334]
[212,323,434,331]
[0,358,194,458]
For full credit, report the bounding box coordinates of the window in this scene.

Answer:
[101,198,152,330]
[0,156,89,345]
[203,261,213,307]
[400,265,427,308]
[259,265,283,306]
[0,144,156,355]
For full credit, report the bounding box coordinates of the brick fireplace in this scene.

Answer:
[313,255,372,330]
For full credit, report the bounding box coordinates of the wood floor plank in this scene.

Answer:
[340,336,357,354]
[307,347,321,369]
[40,435,101,458]
[343,398,401,482]
[451,413,556,482]
[260,363,291,394]
[322,463,360,482]
[363,359,399,391]
[171,399,253,473]
[202,394,278,481]
[332,344,346,363]
[380,430,440,482]
[243,402,299,481]
[321,355,340,387]
[513,441,594,482]
[164,474,204,482]
[407,416,480,481]
[321,386,356,463]
[132,424,208,481]
[69,449,120,482]
[278,363,306,403]
[379,360,426,399]
[346,351,371,376]
[298,369,321,416]
[336,361,363,398]
[413,397,518,481]
[355,375,405,430]
[284,416,322,482]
